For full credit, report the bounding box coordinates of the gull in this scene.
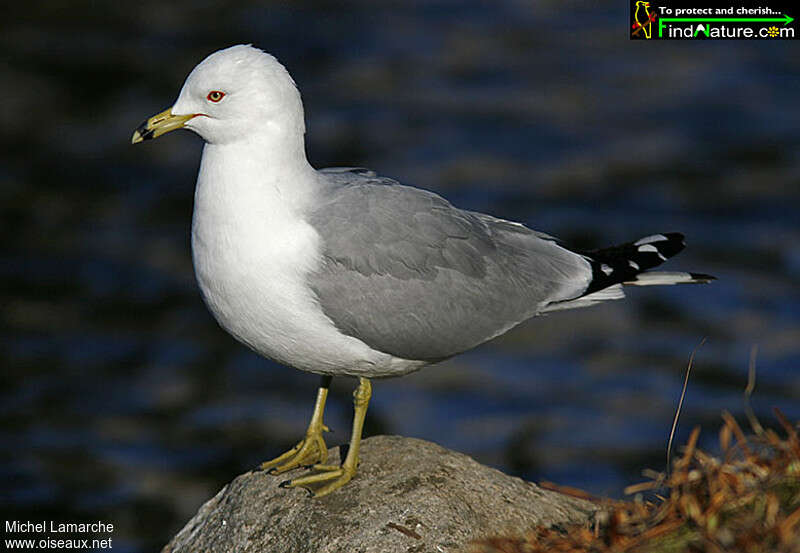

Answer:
[132,44,714,497]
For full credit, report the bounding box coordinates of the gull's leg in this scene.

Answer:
[282,377,371,497]
[260,375,332,474]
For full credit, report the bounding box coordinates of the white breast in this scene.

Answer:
[189,144,421,377]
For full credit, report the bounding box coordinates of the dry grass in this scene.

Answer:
[470,410,800,553]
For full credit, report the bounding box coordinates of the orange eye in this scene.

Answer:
[206,90,225,102]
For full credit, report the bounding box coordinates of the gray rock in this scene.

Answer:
[162,435,597,553]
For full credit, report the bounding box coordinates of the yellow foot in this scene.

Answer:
[268,377,370,498]
[279,462,356,498]
[259,424,330,475]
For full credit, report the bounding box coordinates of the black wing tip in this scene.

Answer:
[643,232,685,258]
[661,231,685,243]
[689,272,716,283]
[580,232,709,296]
[667,232,686,251]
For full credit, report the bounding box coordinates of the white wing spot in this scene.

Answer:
[657,253,667,261]
[634,234,668,246]
[638,244,659,253]
[601,264,613,275]
[628,260,640,270]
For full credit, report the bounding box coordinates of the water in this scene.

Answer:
[2,2,799,551]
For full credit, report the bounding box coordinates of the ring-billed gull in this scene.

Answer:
[132,44,714,497]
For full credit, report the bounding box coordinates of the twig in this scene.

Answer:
[667,337,706,476]
[744,344,764,436]
[721,410,752,456]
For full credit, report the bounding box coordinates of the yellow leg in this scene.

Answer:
[282,377,371,497]
[260,376,331,474]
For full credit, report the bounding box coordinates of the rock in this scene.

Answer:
[162,435,598,553]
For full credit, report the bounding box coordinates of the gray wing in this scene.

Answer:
[307,169,592,361]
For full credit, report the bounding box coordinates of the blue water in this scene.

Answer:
[2,2,799,551]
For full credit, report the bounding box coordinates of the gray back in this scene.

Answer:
[307,169,590,361]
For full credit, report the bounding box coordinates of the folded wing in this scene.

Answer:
[306,169,592,361]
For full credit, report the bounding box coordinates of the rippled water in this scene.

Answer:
[3,2,799,551]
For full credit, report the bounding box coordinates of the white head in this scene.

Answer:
[132,45,306,148]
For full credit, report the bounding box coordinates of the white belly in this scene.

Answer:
[190,168,424,378]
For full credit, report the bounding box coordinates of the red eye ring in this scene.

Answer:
[206,90,225,103]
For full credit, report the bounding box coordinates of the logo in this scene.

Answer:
[632,1,657,38]
[630,1,796,40]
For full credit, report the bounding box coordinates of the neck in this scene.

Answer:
[197,131,319,216]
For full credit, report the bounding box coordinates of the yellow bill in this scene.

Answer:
[131,109,195,144]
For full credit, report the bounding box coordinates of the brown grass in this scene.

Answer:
[470,410,800,553]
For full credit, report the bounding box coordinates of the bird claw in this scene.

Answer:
[259,427,329,474]
[277,465,356,498]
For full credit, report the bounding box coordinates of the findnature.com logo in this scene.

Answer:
[630,1,795,40]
